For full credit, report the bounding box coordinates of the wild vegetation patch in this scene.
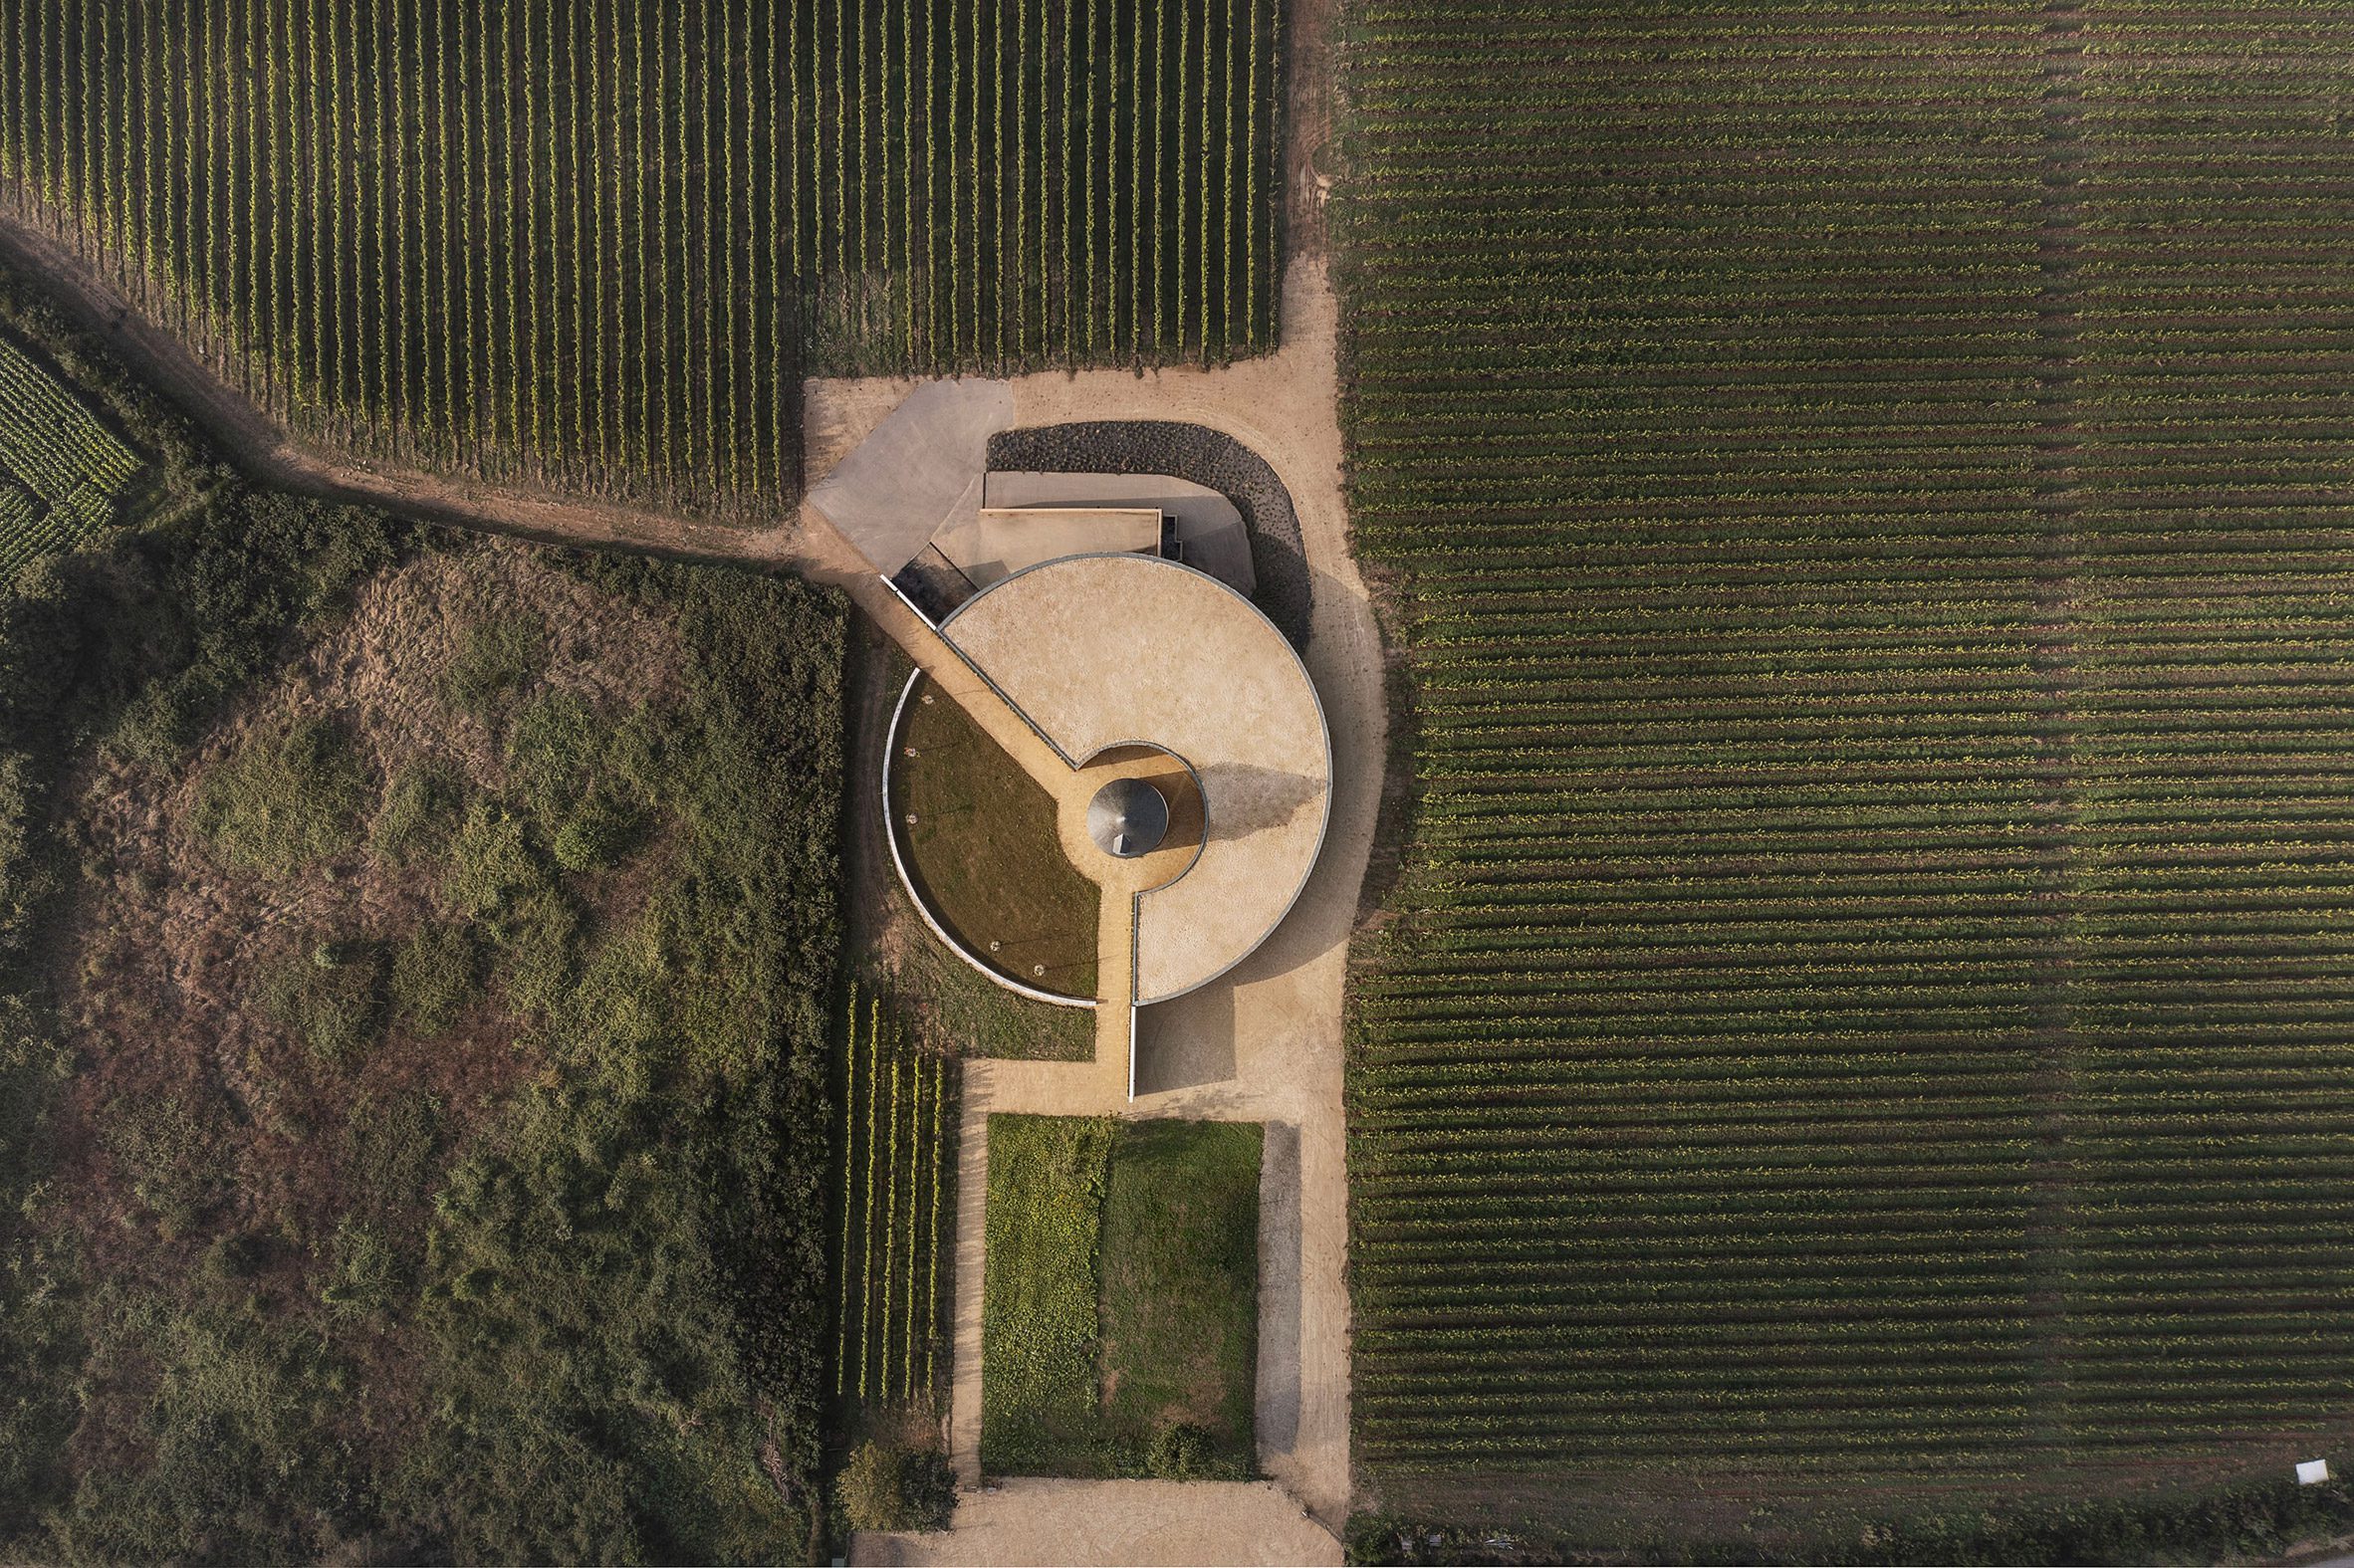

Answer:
[0,490,846,1560]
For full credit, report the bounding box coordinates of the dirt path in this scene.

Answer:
[1284,0,1340,257]
[0,210,797,565]
[853,1478,1339,1566]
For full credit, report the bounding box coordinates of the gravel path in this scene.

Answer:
[850,1478,1339,1566]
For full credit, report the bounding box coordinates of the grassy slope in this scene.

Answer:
[0,494,845,1560]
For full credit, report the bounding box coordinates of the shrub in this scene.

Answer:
[439,608,547,716]
[836,1442,956,1533]
[389,923,480,1038]
[371,761,465,867]
[439,801,541,919]
[340,1090,442,1208]
[551,791,641,873]
[319,1218,396,1316]
[190,712,370,876]
[1145,1423,1216,1482]
[98,1092,225,1238]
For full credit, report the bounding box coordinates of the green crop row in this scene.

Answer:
[1339,0,2354,1508]
[833,985,954,1412]
[0,0,1280,514]
[0,327,142,572]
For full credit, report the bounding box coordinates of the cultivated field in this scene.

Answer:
[1340,0,2354,1533]
[836,986,957,1416]
[0,0,1282,512]
[981,1113,1261,1478]
[0,329,140,570]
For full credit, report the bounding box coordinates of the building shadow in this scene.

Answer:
[1133,981,1239,1094]
[1194,761,1327,846]
[1256,1119,1304,1458]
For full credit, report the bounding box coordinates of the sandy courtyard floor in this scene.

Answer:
[849,1479,1342,1567]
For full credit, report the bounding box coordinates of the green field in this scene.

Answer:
[0,0,1282,513]
[0,502,849,1559]
[1340,0,2354,1534]
[0,328,142,571]
[981,1114,1259,1477]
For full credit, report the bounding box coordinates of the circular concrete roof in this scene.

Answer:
[940,554,1331,1003]
[1088,777,1170,858]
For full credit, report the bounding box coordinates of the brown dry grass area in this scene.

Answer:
[40,538,688,1471]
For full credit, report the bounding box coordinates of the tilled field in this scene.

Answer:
[1339,0,2354,1517]
[0,0,1283,514]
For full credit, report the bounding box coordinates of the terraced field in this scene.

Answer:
[0,0,1282,513]
[1341,0,2354,1522]
[0,328,142,571]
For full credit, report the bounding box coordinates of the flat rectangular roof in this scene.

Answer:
[935,507,1163,586]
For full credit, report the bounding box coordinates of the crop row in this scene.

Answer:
[0,328,140,572]
[1340,0,2354,1493]
[833,986,953,1411]
[0,0,1278,513]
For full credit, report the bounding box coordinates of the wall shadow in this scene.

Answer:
[1133,981,1239,1094]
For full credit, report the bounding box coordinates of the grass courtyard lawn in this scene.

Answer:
[981,1115,1116,1472]
[890,674,1097,1000]
[981,1115,1262,1479]
[1097,1119,1262,1463]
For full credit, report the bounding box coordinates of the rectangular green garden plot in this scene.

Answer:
[981,1114,1261,1478]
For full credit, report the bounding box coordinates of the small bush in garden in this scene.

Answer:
[836,1442,956,1533]
[1145,1422,1215,1481]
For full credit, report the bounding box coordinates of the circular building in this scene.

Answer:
[937,553,1330,1004]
